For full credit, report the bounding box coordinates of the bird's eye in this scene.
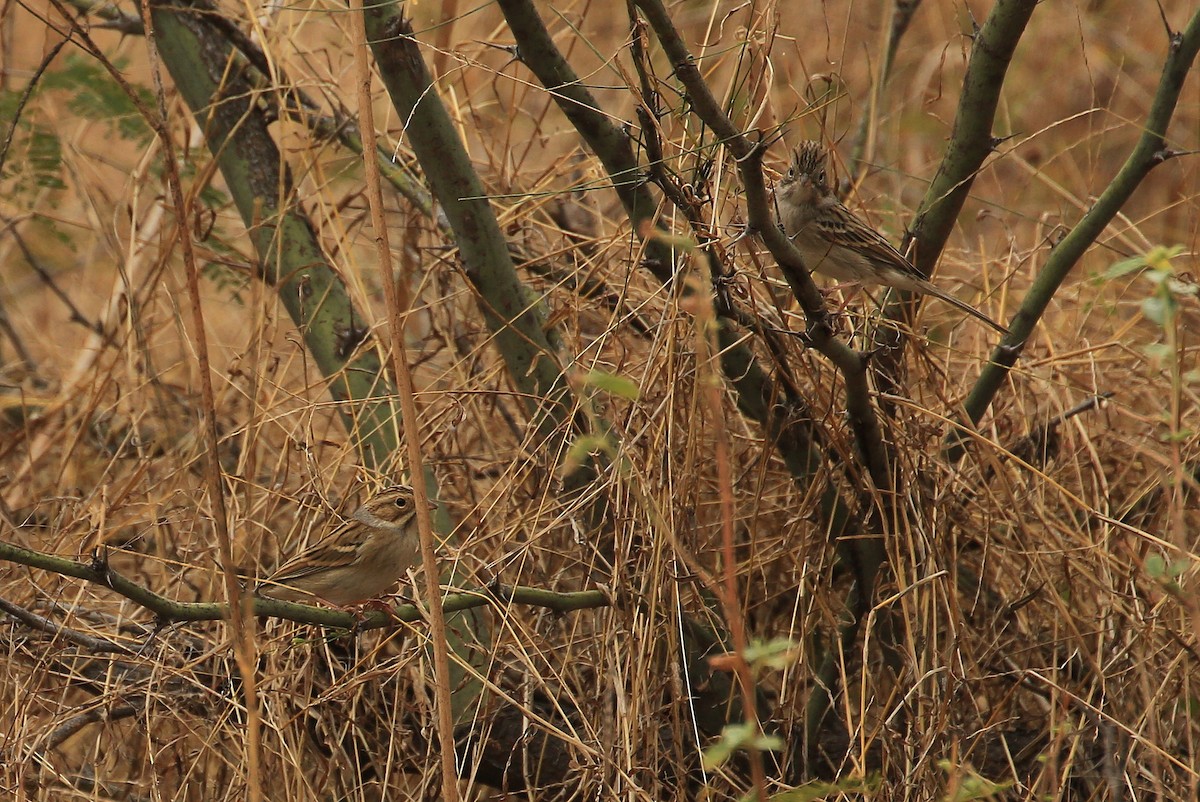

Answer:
[394,496,410,509]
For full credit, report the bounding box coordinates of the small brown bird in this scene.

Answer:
[258,485,432,606]
[774,141,1009,334]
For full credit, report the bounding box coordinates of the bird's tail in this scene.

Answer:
[915,279,1010,335]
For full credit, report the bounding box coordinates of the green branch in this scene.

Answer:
[873,0,1038,378]
[147,0,401,468]
[364,11,577,447]
[953,6,1200,456]
[0,539,609,631]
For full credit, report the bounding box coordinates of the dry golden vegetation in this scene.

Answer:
[1,0,1198,800]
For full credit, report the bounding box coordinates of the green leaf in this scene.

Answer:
[199,184,231,210]
[27,128,65,189]
[701,732,740,769]
[743,637,799,670]
[561,433,616,477]
[1143,267,1172,286]
[582,370,640,400]
[1143,244,1185,271]
[642,223,699,252]
[701,722,754,769]
[754,733,784,752]
[937,760,1013,801]
[1141,294,1176,326]
[44,53,153,145]
[202,262,249,304]
[701,723,782,770]
[949,776,1013,802]
[0,87,65,192]
[1104,245,1184,282]
[1163,428,1195,443]
[1104,254,1147,280]
[1141,342,1172,364]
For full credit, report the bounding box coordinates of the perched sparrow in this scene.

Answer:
[774,141,1009,334]
[258,485,432,606]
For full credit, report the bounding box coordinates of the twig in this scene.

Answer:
[0,292,37,370]
[0,39,67,176]
[0,596,133,655]
[1004,392,1115,470]
[5,225,106,337]
[40,704,142,751]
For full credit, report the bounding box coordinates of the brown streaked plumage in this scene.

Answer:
[258,485,432,606]
[774,141,1008,334]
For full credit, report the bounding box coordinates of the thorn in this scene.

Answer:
[990,132,1019,150]
[860,345,886,364]
[803,314,834,345]
[997,341,1025,360]
[476,40,520,64]
[134,619,176,658]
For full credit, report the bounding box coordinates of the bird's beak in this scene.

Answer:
[427,499,438,510]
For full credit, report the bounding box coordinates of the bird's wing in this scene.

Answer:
[814,201,914,273]
[268,521,365,581]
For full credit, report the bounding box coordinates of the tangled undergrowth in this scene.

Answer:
[2,1,1198,800]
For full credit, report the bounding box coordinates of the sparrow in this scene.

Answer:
[258,485,432,606]
[774,140,1008,334]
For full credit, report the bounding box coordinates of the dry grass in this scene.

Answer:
[2,0,1198,800]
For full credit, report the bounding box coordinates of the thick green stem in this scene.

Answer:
[147,0,400,468]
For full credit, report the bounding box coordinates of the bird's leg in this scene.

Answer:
[336,604,371,635]
[817,281,863,315]
[355,597,404,624]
